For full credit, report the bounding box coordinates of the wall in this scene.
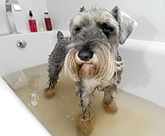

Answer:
[0,0,165,42]
[0,0,10,34]
[46,0,165,43]
[0,0,47,33]
[14,0,48,33]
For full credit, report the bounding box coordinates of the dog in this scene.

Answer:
[44,6,137,136]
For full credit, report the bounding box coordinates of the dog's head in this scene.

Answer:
[64,6,137,82]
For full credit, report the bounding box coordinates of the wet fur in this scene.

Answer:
[44,31,71,98]
[44,6,137,135]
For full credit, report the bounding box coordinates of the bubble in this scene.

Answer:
[66,115,69,118]
[31,90,38,106]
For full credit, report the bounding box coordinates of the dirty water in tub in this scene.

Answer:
[7,63,165,136]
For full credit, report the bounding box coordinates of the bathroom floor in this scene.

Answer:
[11,64,165,136]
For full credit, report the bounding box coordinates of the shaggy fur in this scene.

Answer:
[44,6,137,136]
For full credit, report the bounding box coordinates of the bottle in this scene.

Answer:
[44,11,52,31]
[38,20,45,32]
[28,10,37,32]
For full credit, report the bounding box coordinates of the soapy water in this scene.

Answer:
[31,80,41,106]
[26,77,40,106]
[7,63,165,136]
[30,91,38,106]
[3,67,28,89]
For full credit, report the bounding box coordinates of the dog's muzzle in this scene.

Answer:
[75,49,97,79]
[78,48,94,61]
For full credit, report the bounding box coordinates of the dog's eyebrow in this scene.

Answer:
[74,15,91,28]
[97,22,110,28]
[97,22,116,31]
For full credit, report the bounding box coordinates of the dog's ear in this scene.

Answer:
[111,6,137,45]
[57,31,64,40]
[69,17,74,33]
[69,7,86,33]
[79,6,86,12]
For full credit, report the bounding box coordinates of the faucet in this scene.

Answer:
[1,0,21,36]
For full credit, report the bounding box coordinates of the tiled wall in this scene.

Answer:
[46,0,165,43]
[0,0,10,34]
[14,0,48,33]
[0,0,47,33]
[0,0,165,43]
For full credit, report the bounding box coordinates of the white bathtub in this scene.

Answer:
[0,30,165,135]
[0,31,60,136]
[0,30,63,136]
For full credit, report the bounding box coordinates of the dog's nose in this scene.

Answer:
[78,49,93,61]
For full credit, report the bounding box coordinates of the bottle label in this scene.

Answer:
[29,20,37,32]
[44,18,52,31]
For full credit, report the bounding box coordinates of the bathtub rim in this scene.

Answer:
[0,77,51,136]
[1,30,165,135]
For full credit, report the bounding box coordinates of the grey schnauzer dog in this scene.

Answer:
[44,6,137,135]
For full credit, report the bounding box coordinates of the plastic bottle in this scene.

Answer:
[44,11,52,31]
[38,20,45,32]
[28,10,37,32]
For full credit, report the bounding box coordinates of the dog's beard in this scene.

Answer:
[64,43,123,82]
[75,52,99,79]
[79,63,96,78]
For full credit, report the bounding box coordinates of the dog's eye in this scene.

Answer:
[102,27,114,36]
[99,23,115,37]
[75,27,81,32]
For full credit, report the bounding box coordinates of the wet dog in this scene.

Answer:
[44,6,137,136]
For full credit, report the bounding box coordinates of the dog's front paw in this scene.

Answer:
[102,99,118,114]
[76,113,93,136]
[43,87,55,99]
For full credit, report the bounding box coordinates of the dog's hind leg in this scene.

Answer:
[102,85,118,114]
[44,50,64,99]
[44,31,71,99]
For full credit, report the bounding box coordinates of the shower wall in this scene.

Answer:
[46,0,165,43]
[0,0,165,43]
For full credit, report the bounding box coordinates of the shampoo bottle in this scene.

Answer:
[44,11,52,31]
[28,10,37,32]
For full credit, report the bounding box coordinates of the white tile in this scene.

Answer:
[47,0,162,42]
[60,0,85,30]
[18,0,46,4]
[0,0,48,33]
[0,1,11,34]
[46,2,64,30]
[46,0,70,3]
[155,0,165,43]
[13,3,47,33]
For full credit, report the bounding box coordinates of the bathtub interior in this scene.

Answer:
[0,30,62,136]
[0,31,57,76]
[2,63,165,136]
[0,77,51,136]
[119,40,165,108]
[1,30,165,135]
